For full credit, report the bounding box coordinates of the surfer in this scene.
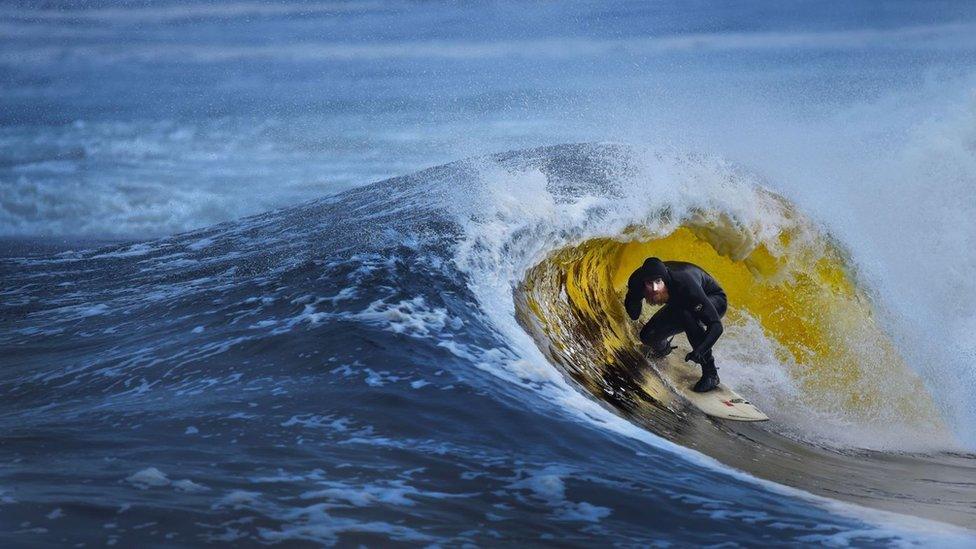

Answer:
[624,258,727,392]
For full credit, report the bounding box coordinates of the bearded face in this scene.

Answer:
[643,278,669,305]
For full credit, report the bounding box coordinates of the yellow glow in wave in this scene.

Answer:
[517,200,943,428]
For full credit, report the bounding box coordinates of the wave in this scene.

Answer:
[446,144,957,446]
[3,143,976,543]
[443,143,976,524]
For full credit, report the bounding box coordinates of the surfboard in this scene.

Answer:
[647,350,769,422]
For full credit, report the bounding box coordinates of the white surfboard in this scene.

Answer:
[647,351,769,422]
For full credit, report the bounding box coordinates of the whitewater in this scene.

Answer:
[3,1,976,546]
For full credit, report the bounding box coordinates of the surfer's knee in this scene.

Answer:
[639,323,666,348]
[638,326,656,346]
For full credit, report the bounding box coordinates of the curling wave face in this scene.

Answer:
[446,143,976,526]
[515,196,953,451]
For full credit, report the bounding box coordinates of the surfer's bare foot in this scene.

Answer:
[692,374,720,393]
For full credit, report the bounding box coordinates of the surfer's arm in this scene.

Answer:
[690,288,723,355]
[696,316,723,355]
[624,285,643,320]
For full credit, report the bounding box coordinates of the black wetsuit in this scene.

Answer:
[624,261,727,366]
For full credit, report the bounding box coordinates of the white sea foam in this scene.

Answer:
[126,467,170,488]
[172,480,209,493]
[507,466,612,523]
[258,504,435,545]
[696,78,976,450]
[213,490,262,510]
[353,297,463,337]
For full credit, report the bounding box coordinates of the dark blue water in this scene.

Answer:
[3,2,976,546]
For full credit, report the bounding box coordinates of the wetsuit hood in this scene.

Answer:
[630,257,672,288]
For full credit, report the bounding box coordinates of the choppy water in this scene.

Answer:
[3,1,976,547]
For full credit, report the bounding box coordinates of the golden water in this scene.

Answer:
[516,195,945,439]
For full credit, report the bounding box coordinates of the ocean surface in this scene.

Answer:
[3,1,976,546]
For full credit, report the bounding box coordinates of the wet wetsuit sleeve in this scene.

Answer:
[689,284,723,355]
[624,284,643,320]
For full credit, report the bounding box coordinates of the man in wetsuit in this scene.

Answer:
[624,257,727,392]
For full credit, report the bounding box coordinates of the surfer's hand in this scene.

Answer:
[685,350,704,364]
